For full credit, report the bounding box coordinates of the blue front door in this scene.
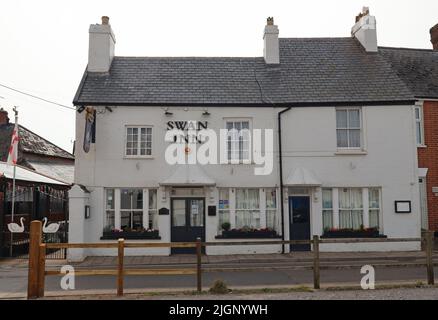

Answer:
[289,196,311,251]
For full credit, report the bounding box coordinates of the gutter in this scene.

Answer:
[278,107,292,254]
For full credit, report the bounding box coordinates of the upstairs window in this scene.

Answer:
[125,126,152,157]
[336,108,362,149]
[415,106,424,146]
[226,120,251,163]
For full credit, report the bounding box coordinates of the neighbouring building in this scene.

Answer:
[380,25,438,235]
[70,9,423,260]
[0,109,74,256]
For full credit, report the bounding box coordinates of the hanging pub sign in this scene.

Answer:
[83,107,96,153]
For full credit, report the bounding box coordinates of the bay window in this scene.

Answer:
[235,188,260,229]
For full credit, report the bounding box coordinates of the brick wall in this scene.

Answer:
[418,101,438,231]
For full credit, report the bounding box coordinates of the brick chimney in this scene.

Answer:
[0,108,9,125]
[88,16,116,73]
[431,23,438,50]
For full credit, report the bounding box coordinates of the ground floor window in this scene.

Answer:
[266,188,277,230]
[322,187,381,233]
[120,188,143,231]
[104,188,159,233]
[149,189,158,230]
[368,188,380,229]
[322,189,333,230]
[235,188,260,229]
[339,188,363,229]
[217,188,279,235]
[105,189,115,230]
[218,189,230,231]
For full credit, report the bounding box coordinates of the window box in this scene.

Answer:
[322,228,386,239]
[216,228,280,239]
[101,230,161,240]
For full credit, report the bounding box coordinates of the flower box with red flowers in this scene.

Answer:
[101,227,161,240]
[216,227,281,239]
[322,227,386,239]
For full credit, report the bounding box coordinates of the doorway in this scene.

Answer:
[289,196,311,251]
[171,198,205,254]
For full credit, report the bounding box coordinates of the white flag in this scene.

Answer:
[7,122,19,165]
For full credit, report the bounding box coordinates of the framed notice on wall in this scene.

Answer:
[395,201,411,213]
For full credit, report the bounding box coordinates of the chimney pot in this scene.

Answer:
[102,16,110,25]
[267,17,274,26]
[430,23,438,50]
[0,108,9,125]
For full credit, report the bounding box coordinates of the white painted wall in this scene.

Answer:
[69,103,421,258]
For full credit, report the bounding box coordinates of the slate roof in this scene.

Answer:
[380,47,438,99]
[73,37,415,107]
[0,123,74,162]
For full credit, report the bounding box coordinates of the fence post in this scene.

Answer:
[196,237,202,292]
[313,235,320,290]
[27,220,42,299]
[117,238,125,296]
[426,231,435,285]
[38,244,46,298]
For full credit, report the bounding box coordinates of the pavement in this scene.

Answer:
[1,250,438,299]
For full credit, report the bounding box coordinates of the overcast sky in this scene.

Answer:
[0,0,437,153]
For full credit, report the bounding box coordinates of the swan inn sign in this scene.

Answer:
[167,121,208,144]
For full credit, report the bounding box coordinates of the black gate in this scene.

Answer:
[1,221,68,259]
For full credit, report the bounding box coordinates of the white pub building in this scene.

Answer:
[69,10,421,260]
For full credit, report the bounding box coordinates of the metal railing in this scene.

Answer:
[26,220,433,299]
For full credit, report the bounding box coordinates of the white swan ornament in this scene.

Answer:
[8,217,25,233]
[42,218,60,233]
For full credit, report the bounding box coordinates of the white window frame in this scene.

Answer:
[336,107,363,150]
[223,118,252,164]
[414,105,425,147]
[234,188,261,229]
[322,187,383,233]
[322,188,334,231]
[119,188,144,230]
[124,125,153,158]
[368,187,381,230]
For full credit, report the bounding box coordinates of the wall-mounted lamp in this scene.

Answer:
[105,106,113,113]
[164,107,173,116]
[202,108,210,116]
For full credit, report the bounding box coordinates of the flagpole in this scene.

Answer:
[9,107,18,257]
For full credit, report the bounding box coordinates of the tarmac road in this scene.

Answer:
[1,261,437,298]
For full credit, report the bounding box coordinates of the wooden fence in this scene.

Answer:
[26,220,433,299]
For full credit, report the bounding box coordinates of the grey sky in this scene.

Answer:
[0,0,437,153]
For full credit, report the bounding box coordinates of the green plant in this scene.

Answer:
[209,280,229,294]
[221,222,231,231]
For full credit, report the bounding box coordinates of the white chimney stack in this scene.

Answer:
[351,7,378,53]
[88,16,116,73]
[263,17,280,64]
